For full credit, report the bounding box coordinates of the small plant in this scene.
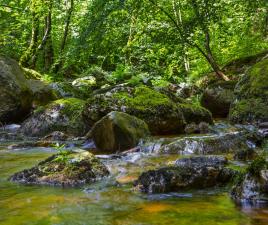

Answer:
[52,143,69,164]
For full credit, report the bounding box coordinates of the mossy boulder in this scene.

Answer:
[201,81,236,117]
[20,98,89,137]
[83,85,212,135]
[229,59,268,123]
[89,111,150,152]
[27,79,57,107]
[197,51,268,89]
[223,50,268,75]
[179,103,213,124]
[0,56,32,123]
[135,155,234,194]
[9,150,109,187]
[231,156,268,204]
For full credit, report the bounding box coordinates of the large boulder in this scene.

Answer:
[83,85,212,135]
[0,56,32,123]
[89,111,150,152]
[135,156,234,194]
[27,79,57,107]
[229,58,268,124]
[201,81,236,117]
[231,156,268,204]
[9,151,109,187]
[20,98,89,137]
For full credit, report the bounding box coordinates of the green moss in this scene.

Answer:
[248,59,268,96]
[112,85,173,111]
[246,155,268,177]
[50,98,86,128]
[229,59,268,123]
[226,163,247,173]
[229,98,268,123]
[180,103,213,124]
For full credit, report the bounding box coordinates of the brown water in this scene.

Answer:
[0,148,268,225]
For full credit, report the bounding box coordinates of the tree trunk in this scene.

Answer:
[60,0,74,53]
[20,1,39,68]
[203,31,229,81]
[52,0,74,73]
[29,0,54,71]
[44,3,54,71]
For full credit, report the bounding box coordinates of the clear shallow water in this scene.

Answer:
[0,148,268,225]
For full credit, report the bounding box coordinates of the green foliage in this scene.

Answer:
[52,143,69,164]
[108,64,134,84]
[246,155,267,177]
[0,0,267,83]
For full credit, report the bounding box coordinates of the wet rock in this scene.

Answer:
[89,111,150,152]
[257,122,268,138]
[1,124,21,133]
[41,131,69,142]
[0,56,32,123]
[229,58,268,124]
[184,122,210,134]
[201,80,236,117]
[20,98,89,137]
[175,155,228,167]
[9,151,109,187]
[231,156,268,204]
[0,131,25,142]
[233,148,257,161]
[84,85,212,135]
[135,156,234,194]
[159,131,255,155]
[199,122,210,133]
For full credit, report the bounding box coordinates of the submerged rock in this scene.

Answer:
[0,56,32,123]
[201,81,236,117]
[229,58,268,124]
[89,111,150,152]
[135,155,234,194]
[9,151,109,187]
[231,157,268,204]
[20,98,89,137]
[84,85,212,135]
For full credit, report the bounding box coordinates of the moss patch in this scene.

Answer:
[229,59,268,123]
[112,86,174,111]
[21,98,88,137]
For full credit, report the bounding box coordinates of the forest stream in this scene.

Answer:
[1,3,268,222]
[1,122,268,225]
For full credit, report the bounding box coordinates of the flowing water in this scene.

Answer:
[0,145,268,225]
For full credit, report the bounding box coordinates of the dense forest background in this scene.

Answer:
[1,0,268,84]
